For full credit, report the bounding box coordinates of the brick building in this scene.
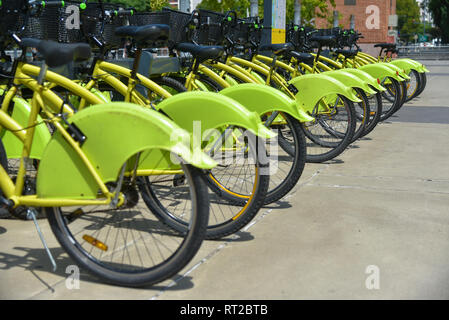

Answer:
[316,0,397,55]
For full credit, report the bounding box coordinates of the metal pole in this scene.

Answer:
[294,0,301,25]
[261,0,273,46]
[333,10,339,28]
[250,0,258,17]
[350,14,355,30]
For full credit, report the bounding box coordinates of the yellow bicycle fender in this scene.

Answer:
[1,95,51,160]
[250,71,267,84]
[156,91,275,139]
[225,74,239,86]
[322,70,377,95]
[219,83,314,122]
[289,74,362,113]
[358,63,405,82]
[389,59,427,74]
[333,68,386,92]
[377,62,411,80]
[36,102,216,199]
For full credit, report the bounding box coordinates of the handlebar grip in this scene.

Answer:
[32,0,66,9]
[114,9,135,17]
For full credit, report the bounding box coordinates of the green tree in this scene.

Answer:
[103,0,170,12]
[397,0,422,43]
[197,0,251,17]
[196,0,335,24]
[428,0,449,43]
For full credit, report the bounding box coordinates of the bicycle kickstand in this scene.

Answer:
[27,208,57,272]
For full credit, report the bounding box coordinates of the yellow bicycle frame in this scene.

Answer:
[0,62,118,208]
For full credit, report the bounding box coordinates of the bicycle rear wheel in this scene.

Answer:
[359,90,382,138]
[380,77,402,121]
[351,88,371,142]
[302,94,356,163]
[150,76,270,239]
[46,161,209,287]
[264,112,306,204]
[415,72,427,97]
[405,69,422,102]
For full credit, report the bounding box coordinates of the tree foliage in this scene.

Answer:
[197,0,251,17]
[102,0,170,12]
[396,0,422,42]
[428,0,449,43]
[196,0,335,25]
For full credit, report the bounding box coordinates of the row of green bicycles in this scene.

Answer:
[0,0,428,287]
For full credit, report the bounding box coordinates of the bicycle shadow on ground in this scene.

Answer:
[322,158,344,164]
[0,246,197,293]
[263,200,292,210]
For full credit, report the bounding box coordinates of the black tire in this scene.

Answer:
[46,162,209,287]
[351,88,371,142]
[395,79,408,113]
[302,94,357,163]
[359,90,382,138]
[405,69,422,102]
[201,130,270,239]
[144,130,269,240]
[265,113,306,204]
[415,72,427,97]
[379,77,402,121]
[0,138,10,219]
[150,76,187,95]
[152,76,270,239]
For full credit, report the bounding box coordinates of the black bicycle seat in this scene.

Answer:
[175,43,224,62]
[21,38,91,68]
[288,51,315,64]
[309,35,336,47]
[374,43,396,49]
[115,24,170,46]
[334,49,358,58]
[259,43,294,56]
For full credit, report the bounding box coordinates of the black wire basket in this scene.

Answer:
[162,8,193,44]
[232,18,261,46]
[129,9,193,48]
[20,2,82,43]
[79,2,128,48]
[197,9,226,45]
[0,0,29,41]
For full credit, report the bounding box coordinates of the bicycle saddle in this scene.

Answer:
[374,43,396,49]
[21,38,91,68]
[309,35,336,47]
[259,43,294,56]
[115,24,170,46]
[334,49,358,59]
[288,51,315,64]
[175,43,224,62]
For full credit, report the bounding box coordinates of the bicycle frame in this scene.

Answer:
[0,62,116,207]
[0,59,218,207]
[74,57,275,141]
